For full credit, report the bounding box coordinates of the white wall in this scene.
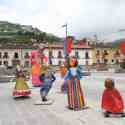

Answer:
[43,48,93,65]
[0,49,35,67]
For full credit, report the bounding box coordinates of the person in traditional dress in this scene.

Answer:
[60,61,68,93]
[13,71,31,98]
[31,50,41,87]
[64,57,85,110]
[39,66,56,102]
[101,78,125,117]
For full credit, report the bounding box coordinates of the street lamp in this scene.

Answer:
[62,23,67,38]
[62,23,70,68]
[62,23,68,58]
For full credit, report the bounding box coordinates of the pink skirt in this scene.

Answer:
[32,75,41,87]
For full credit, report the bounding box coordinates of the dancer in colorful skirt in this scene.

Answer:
[13,71,31,98]
[101,78,125,117]
[32,63,41,87]
[31,50,41,87]
[64,57,85,110]
[39,66,56,102]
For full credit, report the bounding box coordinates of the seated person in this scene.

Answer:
[101,78,125,117]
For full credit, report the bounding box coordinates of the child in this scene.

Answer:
[101,78,125,117]
[39,66,56,102]
[13,71,31,98]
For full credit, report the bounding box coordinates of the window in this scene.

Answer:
[115,50,120,57]
[0,61,2,65]
[58,51,62,58]
[49,51,53,57]
[3,52,9,59]
[49,57,52,65]
[103,50,108,56]
[116,59,119,64]
[24,61,30,67]
[58,60,62,65]
[0,52,2,58]
[85,52,89,59]
[75,51,79,58]
[3,61,8,66]
[12,60,20,66]
[96,50,100,56]
[112,59,114,63]
[86,61,88,65]
[104,59,108,64]
[24,52,30,59]
[14,52,19,59]
[97,59,100,64]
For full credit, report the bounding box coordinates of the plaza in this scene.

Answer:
[0,72,125,125]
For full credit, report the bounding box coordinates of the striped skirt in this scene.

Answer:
[67,77,85,110]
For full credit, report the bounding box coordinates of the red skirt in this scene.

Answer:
[13,89,31,97]
[101,88,124,113]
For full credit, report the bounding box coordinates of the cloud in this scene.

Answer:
[0,0,125,39]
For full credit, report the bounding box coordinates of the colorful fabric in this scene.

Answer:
[64,67,82,81]
[32,63,41,86]
[13,78,31,97]
[120,41,125,55]
[64,37,73,56]
[32,64,41,75]
[32,75,41,87]
[101,88,124,113]
[67,78,84,110]
[66,37,73,54]
[13,90,31,97]
[31,50,40,57]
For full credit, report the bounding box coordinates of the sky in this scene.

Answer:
[0,0,125,39]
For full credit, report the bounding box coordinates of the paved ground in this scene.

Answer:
[0,72,125,125]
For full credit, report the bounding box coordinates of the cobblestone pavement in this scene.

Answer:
[0,72,125,125]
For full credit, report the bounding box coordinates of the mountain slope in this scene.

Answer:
[0,21,61,43]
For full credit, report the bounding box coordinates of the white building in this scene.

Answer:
[0,42,93,67]
[0,44,37,67]
[41,44,93,65]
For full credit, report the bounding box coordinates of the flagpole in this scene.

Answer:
[63,23,70,68]
[66,24,67,38]
[65,23,68,58]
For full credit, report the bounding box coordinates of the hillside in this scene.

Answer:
[0,21,61,43]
